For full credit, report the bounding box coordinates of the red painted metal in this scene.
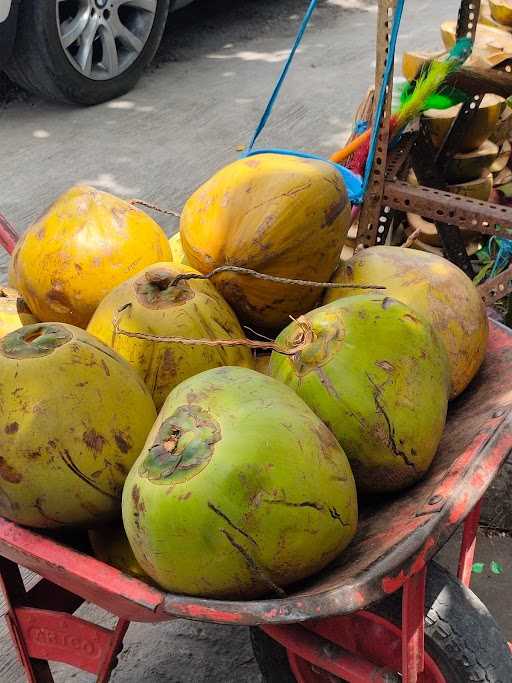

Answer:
[0,212,18,255]
[16,608,118,675]
[0,557,129,682]
[262,623,400,682]
[264,610,447,682]
[402,568,426,683]
[457,500,483,587]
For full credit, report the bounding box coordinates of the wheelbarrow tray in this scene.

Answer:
[0,320,510,627]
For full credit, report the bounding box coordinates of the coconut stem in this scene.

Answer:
[113,304,314,357]
[168,265,386,290]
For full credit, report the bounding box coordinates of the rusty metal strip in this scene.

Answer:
[456,0,480,43]
[382,180,512,237]
[478,264,512,304]
[385,133,415,181]
[357,0,396,249]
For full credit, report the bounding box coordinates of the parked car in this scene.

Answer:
[0,0,194,105]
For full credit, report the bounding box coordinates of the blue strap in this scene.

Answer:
[362,0,405,195]
[242,0,405,205]
[245,0,319,153]
[244,148,363,204]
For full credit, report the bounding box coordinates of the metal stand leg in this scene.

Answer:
[0,557,129,682]
[401,567,427,683]
[457,499,482,587]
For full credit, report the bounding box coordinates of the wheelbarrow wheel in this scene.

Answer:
[250,561,512,682]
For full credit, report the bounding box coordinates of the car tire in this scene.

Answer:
[6,0,171,105]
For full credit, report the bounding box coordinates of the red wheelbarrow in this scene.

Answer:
[0,318,509,682]
[0,214,511,682]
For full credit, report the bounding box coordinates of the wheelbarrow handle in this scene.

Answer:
[0,212,18,255]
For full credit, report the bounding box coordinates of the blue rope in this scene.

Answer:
[243,0,405,204]
[245,0,319,153]
[489,236,512,278]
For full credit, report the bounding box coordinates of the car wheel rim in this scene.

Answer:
[57,0,157,81]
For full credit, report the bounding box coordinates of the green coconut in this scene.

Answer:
[0,323,157,528]
[270,295,450,494]
[122,366,357,599]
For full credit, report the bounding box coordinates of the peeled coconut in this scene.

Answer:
[0,323,157,528]
[180,154,351,331]
[325,247,488,399]
[270,296,449,493]
[489,0,512,26]
[405,214,482,252]
[169,232,189,265]
[441,21,512,67]
[122,366,357,598]
[422,94,506,153]
[87,263,254,409]
[9,186,171,328]
[446,140,499,183]
[0,286,38,338]
[491,140,512,173]
[402,49,445,82]
[89,523,150,582]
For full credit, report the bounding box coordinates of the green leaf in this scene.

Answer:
[473,261,494,286]
[490,561,503,575]
[472,562,485,574]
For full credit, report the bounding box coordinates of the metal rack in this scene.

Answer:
[358,0,512,306]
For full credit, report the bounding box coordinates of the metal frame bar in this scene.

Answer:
[0,557,129,683]
[457,500,482,587]
[360,0,512,303]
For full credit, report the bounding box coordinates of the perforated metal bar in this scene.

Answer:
[382,181,512,238]
[357,0,397,248]
[479,264,512,304]
[456,0,480,43]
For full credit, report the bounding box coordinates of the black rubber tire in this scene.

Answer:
[251,561,512,682]
[5,0,170,105]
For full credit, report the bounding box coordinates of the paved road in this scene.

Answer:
[2,1,511,681]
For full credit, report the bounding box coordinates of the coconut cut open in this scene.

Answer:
[422,93,506,152]
[489,0,512,27]
[402,50,446,82]
[446,140,499,183]
[491,140,512,173]
[406,173,493,246]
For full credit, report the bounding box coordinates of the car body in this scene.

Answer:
[0,0,195,104]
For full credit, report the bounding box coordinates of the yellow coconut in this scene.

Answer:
[325,247,488,399]
[489,0,512,26]
[0,323,157,528]
[446,140,499,183]
[180,154,351,331]
[422,94,506,152]
[402,49,445,82]
[87,262,254,409]
[0,286,38,338]
[9,186,171,328]
[89,523,151,582]
[169,232,189,265]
